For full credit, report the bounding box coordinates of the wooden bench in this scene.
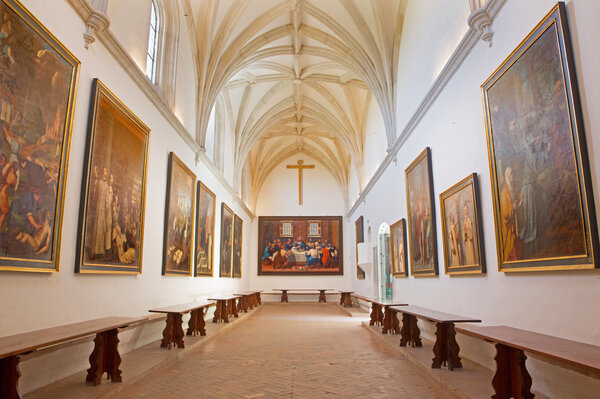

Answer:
[234,291,259,313]
[207,295,241,323]
[456,324,600,399]
[0,316,146,399]
[339,291,354,307]
[148,301,215,349]
[389,305,480,371]
[273,289,337,303]
[351,295,407,331]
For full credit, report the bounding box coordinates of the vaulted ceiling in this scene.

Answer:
[185,0,408,205]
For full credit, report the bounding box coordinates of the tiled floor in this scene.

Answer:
[118,303,453,398]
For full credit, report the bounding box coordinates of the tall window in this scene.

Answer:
[146,1,159,83]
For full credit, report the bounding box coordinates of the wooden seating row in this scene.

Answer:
[272,289,339,303]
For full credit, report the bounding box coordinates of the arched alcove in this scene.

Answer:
[377,223,392,299]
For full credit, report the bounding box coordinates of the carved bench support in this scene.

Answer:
[86,328,122,385]
[228,299,239,318]
[491,344,534,399]
[0,355,21,399]
[340,293,353,307]
[399,313,422,348]
[159,313,185,349]
[318,290,327,303]
[256,292,262,305]
[382,307,400,334]
[186,308,206,337]
[369,303,384,326]
[432,322,462,370]
[280,290,289,303]
[237,296,248,313]
[212,300,229,323]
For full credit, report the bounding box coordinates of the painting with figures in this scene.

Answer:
[232,214,242,278]
[389,219,408,277]
[162,153,195,276]
[482,3,599,271]
[0,0,79,272]
[76,79,149,274]
[405,148,438,276]
[219,203,233,277]
[195,181,215,276]
[440,174,485,275]
[258,216,343,275]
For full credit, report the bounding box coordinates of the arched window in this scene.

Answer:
[145,1,159,83]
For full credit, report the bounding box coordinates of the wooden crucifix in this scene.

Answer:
[286,160,314,205]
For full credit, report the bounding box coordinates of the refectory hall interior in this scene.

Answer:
[1,0,599,398]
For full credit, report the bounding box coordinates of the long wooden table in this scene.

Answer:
[390,305,480,371]
[207,295,241,323]
[274,289,335,303]
[0,316,147,399]
[457,324,600,399]
[149,301,215,349]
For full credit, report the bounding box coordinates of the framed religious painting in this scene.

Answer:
[195,181,216,276]
[439,174,486,275]
[162,152,196,276]
[482,3,599,272]
[232,214,243,278]
[405,148,438,276]
[219,203,234,277]
[389,219,408,278]
[0,0,79,272]
[355,216,365,279]
[76,79,149,274]
[258,216,343,276]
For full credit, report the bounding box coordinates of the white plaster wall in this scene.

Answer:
[251,155,351,292]
[362,98,387,183]
[350,0,600,397]
[106,0,151,73]
[0,0,250,393]
[173,1,197,132]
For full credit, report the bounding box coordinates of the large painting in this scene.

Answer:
[258,216,343,275]
[439,174,486,275]
[76,79,149,274]
[195,181,215,276]
[162,152,195,276]
[232,214,242,278]
[482,3,598,272]
[355,216,365,279]
[219,203,233,277]
[0,0,79,272]
[405,148,438,276]
[390,219,408,278]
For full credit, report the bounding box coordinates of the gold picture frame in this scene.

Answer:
[389,219,408,278]
[232,214,243,278]
[219,202,234,278]
[195,180,216,276]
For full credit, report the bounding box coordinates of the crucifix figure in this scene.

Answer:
[286,160,314,205]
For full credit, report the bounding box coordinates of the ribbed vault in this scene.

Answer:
[185,0,408,208]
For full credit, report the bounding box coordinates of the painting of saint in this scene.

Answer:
[258,216,343,275]
[0,0,79,272]
[405,148,438,276]
[232,214,242,278]
[162,153,195,276]
[483,3,599,271]
[440,174,485,274]
[219,203,233,277]
[195,181,215,276]
[355,216,365,279]
[390,219,408,277]
[76,79,149,274]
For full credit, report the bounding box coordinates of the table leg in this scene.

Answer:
[432,322,461,370]
[399,313,422,347]
[281,290,288,303]
[229,299,239,318]
[187,308,207,336]
[86,328,123,385]
[319,290,327,303]
[161,313,184,349]
[491,344,534,399]
[0,355,20,399]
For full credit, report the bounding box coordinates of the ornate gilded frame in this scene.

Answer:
[232,214,243,278]
[194,180,216,276]
[389,219,408,278]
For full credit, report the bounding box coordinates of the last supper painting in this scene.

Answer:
[258,216,343,275]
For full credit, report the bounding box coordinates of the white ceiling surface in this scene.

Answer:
[187,0,408,207]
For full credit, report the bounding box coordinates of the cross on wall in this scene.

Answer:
[286,160,314,205]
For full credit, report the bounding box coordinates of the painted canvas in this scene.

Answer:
[219,203,233,277]
[405,148,438,276]
[390,219,408,277]
[0,0,79,272]
[482,3,598,272]
[162,153,196,276]
[195,181,215,276]
[76,79,149,274]
[440,174,486,275]
[232,214,242,278]
[258,216,343,275]
[355,216,365,279]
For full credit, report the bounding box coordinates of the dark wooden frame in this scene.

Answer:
[76,79,149,274]
[355,216,365,279]
[219,203,234,278]
[482,2,599,272]
[194,180,216,276]
[405,147,438,276]
[232,214,243,278]
[0,0,80,273]
[257,216,344,276]
[439,173,486,275]
[162,152,196,276]
[389,219,409,278]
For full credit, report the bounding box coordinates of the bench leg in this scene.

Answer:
[344,294,353,308]
[392,310,401,334]
[0,355,21,399]
[432,322,462,370]
[86,328,122,385]
[340,293,345,305]
[491,344,534,399]
[281,291,288,303]
[319,290,327,303]
[229,299,239,318]
[257,293,262,305]
[160,313,184,349]
[187,308,207,336]
[399,313,422,347]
